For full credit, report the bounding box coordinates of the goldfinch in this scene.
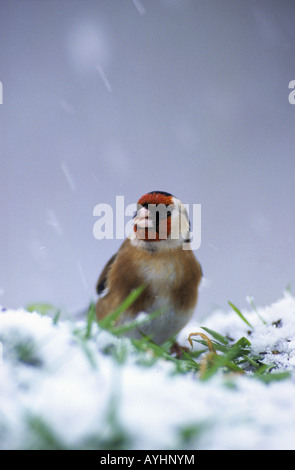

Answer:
[95,191,202,345]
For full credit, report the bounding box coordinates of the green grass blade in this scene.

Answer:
[85,302,96,339]
[228,301,253,329]
[26,303,58,316]
[224,336,251,362]
[110,307,163,336]
[247,296,266,325]
[132,337,177,363]
[201,326,229,345]
[188,337,228,353]
[98,285,146,330]
[52,309,61,325]
[255,371,291,384]
[215,354,245,374]
[242,354,261,369]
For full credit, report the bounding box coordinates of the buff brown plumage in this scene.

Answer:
[95,191,202,345]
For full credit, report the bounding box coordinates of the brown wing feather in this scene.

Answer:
[96,252,118,294]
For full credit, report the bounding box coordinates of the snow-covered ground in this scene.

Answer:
[1,292,295,450]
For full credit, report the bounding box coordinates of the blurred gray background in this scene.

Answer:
[0,0,294,320]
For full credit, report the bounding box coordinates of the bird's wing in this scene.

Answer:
[96,252,118,295]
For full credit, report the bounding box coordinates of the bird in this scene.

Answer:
[95,191,203,345]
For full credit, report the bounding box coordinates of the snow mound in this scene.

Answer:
[179,291,295,373]
[1,292,295,450]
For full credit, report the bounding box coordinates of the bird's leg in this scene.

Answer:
[169,341,189,358]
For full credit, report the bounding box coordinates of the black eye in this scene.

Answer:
[137,203,148,211]
[133,203,148,218]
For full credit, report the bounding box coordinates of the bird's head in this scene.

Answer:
[130,191,191,250]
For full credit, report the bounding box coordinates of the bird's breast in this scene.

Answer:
[139,257,178,286]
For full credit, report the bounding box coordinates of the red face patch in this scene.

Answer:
[137,192,173,207]
[134,192,173,242]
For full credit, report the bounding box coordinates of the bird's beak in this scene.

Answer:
[134,206,153,228]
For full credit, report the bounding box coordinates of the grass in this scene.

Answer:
[25,292,292,384]
[98,293,290,382]
[1,290,292,450]
[35,290,290,384]
[23,290,292,386]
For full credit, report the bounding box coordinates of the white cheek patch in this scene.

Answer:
[134,217,154,228]
[170,201,190,241]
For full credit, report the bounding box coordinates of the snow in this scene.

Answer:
[1,292,295,450]
[179,291,295,372]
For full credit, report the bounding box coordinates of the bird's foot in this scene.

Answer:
[169,341,189,358]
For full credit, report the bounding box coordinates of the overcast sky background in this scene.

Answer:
[0,0,295,321]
